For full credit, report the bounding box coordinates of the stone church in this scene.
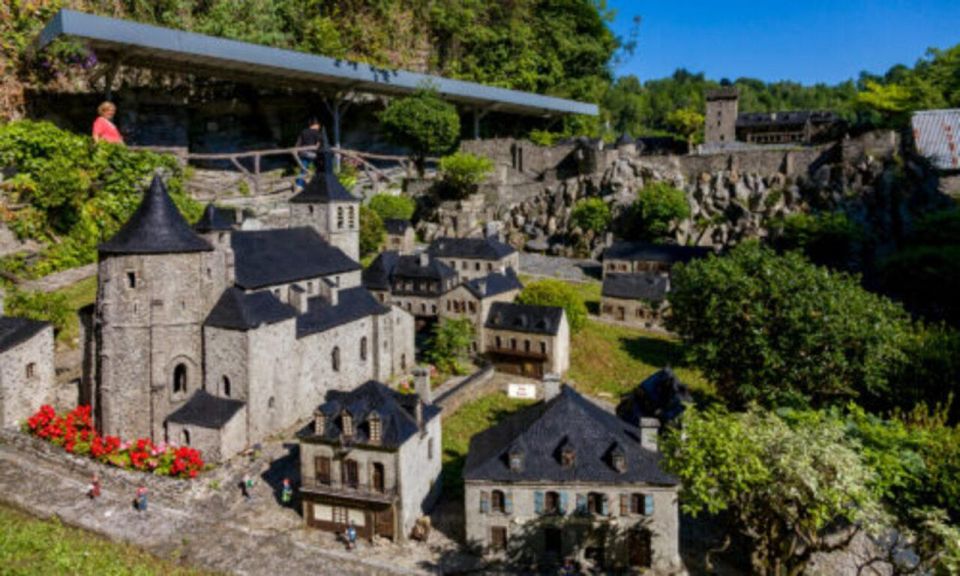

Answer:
[85,152,415,461]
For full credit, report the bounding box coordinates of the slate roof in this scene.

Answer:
[289,149,359,204]
[204,287,297,331]
[603,241,711,264]
[362,251,400,291]
[296,287,388,337]
[463,269,523,299]
[231,227,360,290]
[616,368,692,426]
[602,273,669,302]
[100,176,213,255]
[301,380,440,449]
[165,390,246,429]
[0,316,50,353]
[485,302,564,336]
[393,254,457,281]
[384,219,412,235]
[912,109,960,171]
[736,110,838,128]
[194,203,237,232]
[464,384,678,485]
[428,236,515,260]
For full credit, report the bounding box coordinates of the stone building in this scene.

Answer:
[0,291,56,427]
[463,382,681,572]
[298,378,441,542]
[600,273,670,330]
[439,270,523,351]
[88,160,415,462]
[384,219,416,254]
[483,302,569,378]
[602,241,711,278]
[288,150,360,261]
[428,236,519,282]
[705,87,739,145]
[705,87,841,147]
[362,251,458,325]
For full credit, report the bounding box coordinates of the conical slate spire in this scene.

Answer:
[194,203,235,233]
[290,147,359,204]
[99,175,212,255]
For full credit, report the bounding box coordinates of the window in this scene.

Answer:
[524,340,531,353]
[401,354,407,370]
[26,362,36,379]
[510,338,517,350]
[495,336,502,349]
[341,411,354,437]
[315,456,332,485]
[468,302,476,313]
[491,490,505,513]
[372,462,385,492]
[348,206,355,229]
[369,414,381,443]
[126,271,136,288]
[561,446,576,468]
[587,492,605,515]
[360,337,368,361]
[222,376,231,397]
[337,206,344,229]
[461,261,468,270]
[428,438,434,460]
[268,396,275,409]
[308,205,315,215]
[475,262,480,271]
[431,304,437,314]
[332,347,340,372]
[487,263,493,271]
[173,364,188,395]
[630,493,655,515]
[490,526,507,550]
[182,429,191,446]
[544,491,560,514]
[343,459,359,488]
[540,341,547,355]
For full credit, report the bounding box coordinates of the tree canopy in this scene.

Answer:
[516,278,588,333]
[380,88,460,175]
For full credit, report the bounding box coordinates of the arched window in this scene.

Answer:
[360,337,368,361]
[182,429,191,446]
[173,364,188,395]
[491,489,506,513]
[332,347,341,372]
[268,396,275,409]
[222,376,231,397]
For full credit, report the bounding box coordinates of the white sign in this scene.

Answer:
[508,383,538,399]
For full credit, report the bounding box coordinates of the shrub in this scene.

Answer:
[425,318,475,375]
[359,205,385,257]
[570,197,611,234]
[771,211,863,270]
[380,88,460,175]
[438,152,493,199]
[516,279,588,333]
[628,182,690,241]
[5,288,72,336]
[368,193,416,221]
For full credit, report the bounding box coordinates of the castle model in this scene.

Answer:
[83,151,415,461]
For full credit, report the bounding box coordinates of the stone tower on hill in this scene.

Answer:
[705,87,739,145]
[288,150,360,261]
[94,176,216,441]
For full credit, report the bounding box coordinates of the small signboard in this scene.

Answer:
[508,383,538,400]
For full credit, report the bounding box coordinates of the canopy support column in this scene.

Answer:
[325,92,355,171]
[473,108,492,140]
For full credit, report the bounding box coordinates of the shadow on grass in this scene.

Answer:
[585,301,600,315]
[619,335,685,368]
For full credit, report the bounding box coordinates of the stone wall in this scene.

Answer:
[0,325,55,428]
[433,365,496,414]
[396,413,442,539]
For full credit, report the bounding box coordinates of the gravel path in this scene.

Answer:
[519,253,601,283]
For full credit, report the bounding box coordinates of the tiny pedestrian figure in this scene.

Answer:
[135,484,148,513]
[87,473,101,500]
[241,474,254,500]
[281,478,293,505]
[345,520,357,551]
[294,116,324,188]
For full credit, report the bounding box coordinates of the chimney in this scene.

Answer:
[543,373,561,401]
[328,285,339,306]
[290,285,308,313]
[313,409,326,435]
[413,365,432,404]
[414,399,423,429]
[419,251,429,267]
[639,417,660,451]
[475,279,487,297]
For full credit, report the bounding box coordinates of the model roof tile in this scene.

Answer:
[296,287,388,337]
[464,385,677,485]
[194,203,237,232]
[362,251,400,291]
[428,236,516,260]
[485,302,564,336]
[289,150,359,204]
[165,390,246,429]
[204,287,297,331]
[384,219,412,235]
[602,272,669,301]
[463,269,523,299]
[0,316,49,353]
[100,176,213,255]
[231,227,360,290]
[912,109,960,171]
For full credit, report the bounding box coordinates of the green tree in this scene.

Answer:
[425,317,475,374]
[368,193,416,222]
[516,279,587,333]
[437,152,493,199]
[661,405,883,576]
[665,107,704,146]
[380,88,460,176]
[570,198,611,235]
[667,242,914,408]
[627,182,690,242]
[359,205,384,257]
[770,211,864,270]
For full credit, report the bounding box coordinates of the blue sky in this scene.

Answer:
[606,0,960,85]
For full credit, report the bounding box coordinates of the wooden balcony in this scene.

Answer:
[300,478,397,504]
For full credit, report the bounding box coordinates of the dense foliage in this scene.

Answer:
[425,317,475,375]
[668,242,914,408]
[380,89,460,175]
[623,182,690,242]
[437,152,493,199]
[770,211,864,271]
[0,120,200,278]
[358,205,384,257]
[4,288,72,336]
[570,198,611,235]
[368,193,416,222]
[516,278,587,333]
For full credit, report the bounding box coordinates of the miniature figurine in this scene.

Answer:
[281,478,293,504]
[87,473,101,499]
[135,484,147,513]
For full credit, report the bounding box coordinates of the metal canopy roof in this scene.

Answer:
[37,10,598,117]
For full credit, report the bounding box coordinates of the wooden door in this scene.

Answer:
[375,507,394,540]
[343,459,359,488]
[629,530,652,568]
[372,463,385,493]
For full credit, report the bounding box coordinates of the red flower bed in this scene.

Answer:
[25,405,203,478]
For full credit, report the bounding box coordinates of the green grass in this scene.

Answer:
[0,503,214,575]
[51,275,97,347]
[441,393,534,497]
[568,319,714,403]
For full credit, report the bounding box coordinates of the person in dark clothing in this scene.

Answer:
[295,117,324,188]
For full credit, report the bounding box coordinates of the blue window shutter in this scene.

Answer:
[534,491,544,514]
[480,491,490,513]
[559,492,568,515]
[504,492,513,514]
[600,495,609,516]
[644,494,654,515]
[575,493,586,514]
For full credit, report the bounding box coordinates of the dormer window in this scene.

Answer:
[508,445,524,472]
[611,443,627,473]
[341,410,354,437]
[314,409,326,435]
[561,444,576,468]
[368,412,382,444]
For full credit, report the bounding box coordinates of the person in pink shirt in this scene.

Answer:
[92,101,123,144]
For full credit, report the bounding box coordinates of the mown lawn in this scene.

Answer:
[0,503,214,575]
[568,319,714,403]
[441,393,534,498]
